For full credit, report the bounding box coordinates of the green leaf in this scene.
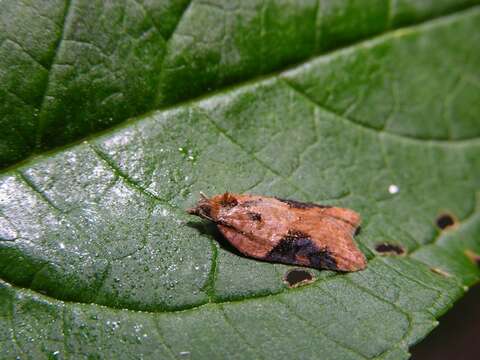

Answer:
[1,0,479,168]
[1,2,480,359]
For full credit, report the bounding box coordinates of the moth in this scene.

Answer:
[187,193,366,272]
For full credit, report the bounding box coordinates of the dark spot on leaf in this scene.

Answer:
[275,197,331,209]
[283,268,314,287]
[354,226,362,236]
[430,267,451,277]
[436,213,456,230]
[375,243,406,256]
[247,212,262,221]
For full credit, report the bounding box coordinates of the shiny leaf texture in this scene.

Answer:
[1,1,480,359]
[1,0,479,167]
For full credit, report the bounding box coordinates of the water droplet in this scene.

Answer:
[388,184,399,194]
[177,146,198,162]
[159,208,170,217]
[59,242,65,249]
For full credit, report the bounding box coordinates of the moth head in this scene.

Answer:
[187,192,242,224]
[216,192,238,209]
[187,192,215,221]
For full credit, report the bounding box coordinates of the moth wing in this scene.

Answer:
[218,225,271,259]
[295,214,366,271]
[320,207,361,228]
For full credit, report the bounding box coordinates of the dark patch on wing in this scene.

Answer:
[308,248,338,270]
[286,229,311,239]
[275,197,331,209]
[241,199,262,207]
[247,212,262,221]
[265,229,338,270]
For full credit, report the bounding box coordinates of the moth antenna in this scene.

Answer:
[199,191,208,200]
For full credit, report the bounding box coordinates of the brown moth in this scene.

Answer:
[187,193,366,272]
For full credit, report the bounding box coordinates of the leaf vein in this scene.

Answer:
[276,296,369,360]
[280,77,480,145]
[35,0,74,149]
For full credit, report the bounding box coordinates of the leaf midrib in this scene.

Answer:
[7,4,479,176]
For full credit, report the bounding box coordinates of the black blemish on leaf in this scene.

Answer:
[283,268,314,287]
[354,226,362,236]
[275,197,332,209]
[375,243,406,255]
[266,229,338,270]
[436,213,456,230]
[247,212,262,221]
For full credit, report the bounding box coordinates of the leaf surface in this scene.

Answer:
[1,2,480,359]
[1,0,479,167]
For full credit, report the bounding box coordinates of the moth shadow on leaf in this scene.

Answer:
[186,220,246,258]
